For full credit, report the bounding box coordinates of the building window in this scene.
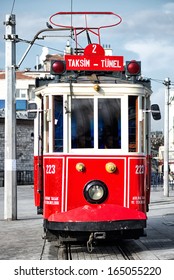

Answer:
[16,89,28,99]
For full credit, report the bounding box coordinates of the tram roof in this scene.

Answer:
[35,73,152,90]
[34,75,152,98]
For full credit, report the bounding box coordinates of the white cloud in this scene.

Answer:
[119,2,174,41]
[124,39,174,74]
[163,2,174,14]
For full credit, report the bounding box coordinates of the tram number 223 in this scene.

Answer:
[46,164,56,174]
[135,165,144,174]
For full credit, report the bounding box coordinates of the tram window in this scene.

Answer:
[71,99,94,148]
[98,98,121,149]
[128,96,138,152]
[54,96,63,152]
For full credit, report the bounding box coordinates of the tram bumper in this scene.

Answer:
[44,204,146,238]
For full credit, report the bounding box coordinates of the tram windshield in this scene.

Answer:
[71,99,94,148]
[98,99,121,149]
[49,95,143,153]
[71,97,121,149]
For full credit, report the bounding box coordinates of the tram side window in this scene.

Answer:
[71,99,94,148]
[98,98,121,149]
[128,96,138,152]
[54,96,63,152]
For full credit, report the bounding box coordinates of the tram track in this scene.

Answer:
[54,240,136,260]
[39,234,160,260]
[40,230,159,260]
[116,243,134,260]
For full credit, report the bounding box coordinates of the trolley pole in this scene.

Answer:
[163,78,171,197]
[4,14,17,220]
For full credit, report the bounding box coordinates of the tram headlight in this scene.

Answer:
[125,60,141,76]
[50,60,66,75]
[84,180,108,204]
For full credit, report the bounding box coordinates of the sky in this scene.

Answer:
[1,0,174,131]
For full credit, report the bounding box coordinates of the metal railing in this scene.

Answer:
[0,170,34,187]
[151,172,174,189]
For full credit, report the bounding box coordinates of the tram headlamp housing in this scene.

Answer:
[50,60,65,75]
[84,180,108,204]
[125,60,141,76]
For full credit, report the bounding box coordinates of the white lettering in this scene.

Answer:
[92,44,97,53]
[45,201,59,205]
[101,59,121,68]
[135,165,144,174]
[45,196,59,205]
[46,164,56,174]
[68,58,90,68]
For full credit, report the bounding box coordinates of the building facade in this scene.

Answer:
[0,71,36,185]
[0,55,63,186]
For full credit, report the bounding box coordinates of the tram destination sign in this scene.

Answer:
[65,43,124,71]
[65,55,124,71]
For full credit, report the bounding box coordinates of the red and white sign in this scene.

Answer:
[65,44,124,71]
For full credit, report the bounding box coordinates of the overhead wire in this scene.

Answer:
[10,0,16,15]
[17,37,65,55]
[145,77,174,86]
[150,78,165,84]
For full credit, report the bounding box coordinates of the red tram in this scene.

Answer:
[29,12,161,246]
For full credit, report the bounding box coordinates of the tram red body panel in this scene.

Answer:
[34,154,148,222]
[67,157,125,210]
[129,157,146,212]
[43,157,64,218]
